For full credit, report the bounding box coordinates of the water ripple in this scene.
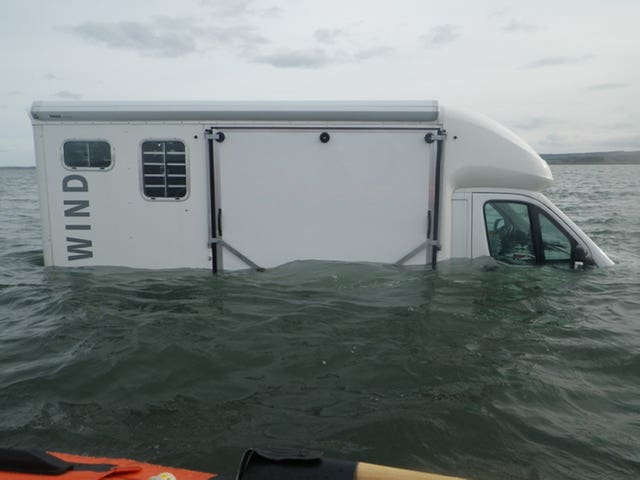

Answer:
[1,166,640,479]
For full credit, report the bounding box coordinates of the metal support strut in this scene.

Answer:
[429,128,446,268]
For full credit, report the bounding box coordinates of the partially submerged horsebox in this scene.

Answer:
[29,100,612,271]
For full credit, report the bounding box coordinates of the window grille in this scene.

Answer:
[141,141,187,199]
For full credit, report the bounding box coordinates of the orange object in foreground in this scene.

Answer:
[0,447,468,480]
[0,450,215,480]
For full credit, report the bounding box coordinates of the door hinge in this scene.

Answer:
[205,130,225,142]
[424,130,447,144]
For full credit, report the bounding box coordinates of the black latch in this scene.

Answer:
[0,449,73,475]
[237,448,356,480]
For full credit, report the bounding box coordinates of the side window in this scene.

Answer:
[539,212,572,261]
[484,200,577,266]
[484,201,536,265]
[141,141,187,199]
[63,141,112,169]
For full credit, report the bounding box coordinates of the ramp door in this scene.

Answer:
[210,128,436,270]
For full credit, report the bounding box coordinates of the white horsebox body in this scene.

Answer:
[29,100,612,271]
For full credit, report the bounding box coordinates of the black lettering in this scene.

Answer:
[62,175,88,192]
[62,175,92,260]
[66,237,93,260]
[64,200,90,217]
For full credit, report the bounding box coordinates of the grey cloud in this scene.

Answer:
[503,19,538,33]
[352,46,393,61]
[488,7,511,19]
[310,28,391,64]
[200,0,255,17]
[511,116,561,131]
[314,28,348,44]
[522,54,595,69]
[65,16,379,68]
[539,133,572,148]
[421,25,461,48]
[151,16,268,48]
[65,21,197,57]
[589,133,640,150]
[65,18,268,58]
[200,0,281,18]
[248,43,391,69]
[206,25,268,50]
[260,6,283,18]
[539,131,640,151]
[589,82,629,91]
[52,90,82,100]
[45,73,58,80]
[250,49,331,68]
[611,122,634,129]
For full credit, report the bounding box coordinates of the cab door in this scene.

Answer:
[471,193,588,267]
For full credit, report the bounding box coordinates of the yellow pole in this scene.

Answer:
[356,462,468,480]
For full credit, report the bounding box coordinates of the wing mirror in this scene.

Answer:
[572,244,594,269]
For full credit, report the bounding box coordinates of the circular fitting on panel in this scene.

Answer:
[215,132,225,143]
[424,132,435,144]
[319,132,330,143]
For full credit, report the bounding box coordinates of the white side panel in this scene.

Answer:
[33,125,54,265]
[217,129,434,269]
[450,193,471,258]
[40,123,211,269]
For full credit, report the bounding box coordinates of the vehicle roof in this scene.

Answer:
[30,100,439,123]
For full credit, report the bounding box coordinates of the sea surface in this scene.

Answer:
[0,165,639,480]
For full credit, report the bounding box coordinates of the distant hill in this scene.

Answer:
[541,151,640,164]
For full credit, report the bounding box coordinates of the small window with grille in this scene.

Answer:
[141,140,187,199]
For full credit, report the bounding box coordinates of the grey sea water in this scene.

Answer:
[0,165,639,480]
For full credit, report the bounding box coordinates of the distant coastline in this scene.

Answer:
[541,150,640,165]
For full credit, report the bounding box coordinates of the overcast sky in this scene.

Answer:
[1,0,639,166]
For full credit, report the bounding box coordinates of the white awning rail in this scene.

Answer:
[30,100,439,123]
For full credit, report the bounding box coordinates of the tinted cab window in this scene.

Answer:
[484,201,576,266]
[539,212,572,261]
